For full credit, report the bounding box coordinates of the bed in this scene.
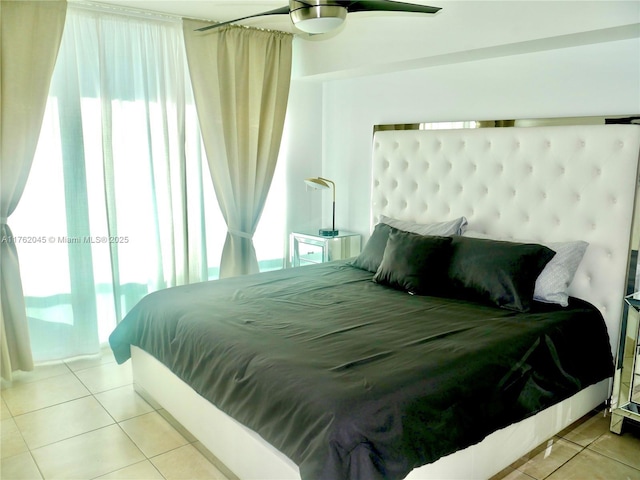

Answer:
[110,122,640,480]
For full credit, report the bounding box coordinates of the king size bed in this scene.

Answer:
[110,121,640,480]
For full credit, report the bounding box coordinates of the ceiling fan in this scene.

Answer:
[196,0,442,35]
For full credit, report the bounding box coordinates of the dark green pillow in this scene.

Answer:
[447,236,556,312]
[350,222,395,273]
[373,230,453,295]
[351,218,466,273]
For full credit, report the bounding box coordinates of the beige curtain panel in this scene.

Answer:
[1,0,67,380]
[183,20,292,278]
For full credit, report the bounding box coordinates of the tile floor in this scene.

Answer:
[1,348,640,480]
[1,348,232,480]
[490,408,640,480]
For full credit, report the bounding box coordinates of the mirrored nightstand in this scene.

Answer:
[610,292,640,433]
[290,231,361,267]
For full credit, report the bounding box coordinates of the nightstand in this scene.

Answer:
[610,292,640,433]
[290,231,361,267]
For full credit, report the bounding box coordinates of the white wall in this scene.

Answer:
[282,79,325,247]
[295,1,639,80]
[284,1,640,241]
[322,38,640,237]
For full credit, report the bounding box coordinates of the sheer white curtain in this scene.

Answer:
[1,0,67,380]
[183,21,292,278]
[12,5,218,362]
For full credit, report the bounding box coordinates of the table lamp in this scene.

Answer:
[304,177,338,236]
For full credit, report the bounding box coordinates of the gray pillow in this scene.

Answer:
[533,241,589,306]
[379,215,467,236]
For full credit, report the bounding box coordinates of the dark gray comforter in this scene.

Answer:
[109,261,613,480]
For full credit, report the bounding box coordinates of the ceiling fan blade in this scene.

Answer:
[344,0,441,15]
[196,5,291,32]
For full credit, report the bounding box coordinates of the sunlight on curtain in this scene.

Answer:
[11,6,286,362]
[182,21,292,278]
[0,0,66,379]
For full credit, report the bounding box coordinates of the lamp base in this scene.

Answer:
[318,228,339,237]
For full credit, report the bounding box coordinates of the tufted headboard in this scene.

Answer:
[371,124,640,355]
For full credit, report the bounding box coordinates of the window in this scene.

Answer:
[12,6,285,362]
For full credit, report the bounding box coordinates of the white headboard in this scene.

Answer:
[372,124,640,355]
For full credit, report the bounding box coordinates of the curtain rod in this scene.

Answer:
[69,1,294,36]
[68,1,183,24]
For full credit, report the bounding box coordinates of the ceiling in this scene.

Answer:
[68,0,445,34]
[67,0,639,79]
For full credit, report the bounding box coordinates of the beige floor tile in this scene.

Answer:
[560,410,609,447]
[14,396,114,449]
[505,438,551,471]
[31,424,145,479]
[1,397,12,420]
[64,348,115,372]
[0,363,71,391]
[0,451,43,480]
[95,385,154,422]
[588,428,640,470]
[64,355,106,373]
[95,460,164,479]
[490,467,536,480]
[151,444,229,480]
[3,359,637,480]
[132,384,163,410]
[0,373,90,416]
[514,437,583,480]
[74,361,133,394]
[192,442,240,480]
[546,448,640,480]
[119,411,189,457]
[1,418,29,459]
[157,408,198,443]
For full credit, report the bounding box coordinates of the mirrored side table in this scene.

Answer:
[290,231,361,267]
[610,292,640,433]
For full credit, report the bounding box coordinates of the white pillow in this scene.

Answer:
[379,215,468,237]
[463,230,588,307]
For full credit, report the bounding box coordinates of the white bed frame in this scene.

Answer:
[131,123,640,479]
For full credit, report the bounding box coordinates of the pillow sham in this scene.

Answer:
[350,222,395,272]
[373,230,453,295]
[351,216,467,273]
[447,236,556,312]
[379,215,468,237]
[463,230,588,307]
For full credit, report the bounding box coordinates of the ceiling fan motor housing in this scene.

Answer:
[289,0,348,34]
[196,0,441,35]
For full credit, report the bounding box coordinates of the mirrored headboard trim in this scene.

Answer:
[373,114,640,133]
